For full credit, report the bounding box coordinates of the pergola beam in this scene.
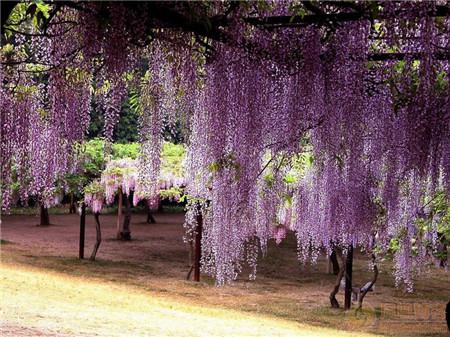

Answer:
[368,52,450,62]
[245,4,449,28]
[2,1,449,63]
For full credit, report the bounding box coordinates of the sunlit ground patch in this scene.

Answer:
[0,263,378,337]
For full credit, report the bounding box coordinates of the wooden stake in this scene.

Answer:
[39,204,50,226]
[193,205,203,282]
[90,212,102,261]
[116,188,123,239]
[121,193,131,240]
[79,202,86,259]
[344,245,353,310]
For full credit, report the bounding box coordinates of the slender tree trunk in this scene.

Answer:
[186,240,195,280]
[116,188,123,239]
[330,250,346,308]
[79,202,86,259]
[39,204,50,226]
[193,205,203,282]
[344,245,354,310]
[69,192,77,214]
[147,211,156,224]
[146,202,156,224]
[357,254,378,310]
[437,234,448,268]
[90,212,102,261]
[330,250,340,275]
[147,205,156,223]
[446,300,450,331]
[120,193,131,240]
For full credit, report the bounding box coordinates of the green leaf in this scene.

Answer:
[35,2,51,19]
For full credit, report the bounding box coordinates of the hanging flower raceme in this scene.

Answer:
[2,1,449,291]
[184,5,449,289]
[100,158,137,205]
[1,6,92,211]
[136,41,194,204]
[99,155,186,208]
[84,180,105,214]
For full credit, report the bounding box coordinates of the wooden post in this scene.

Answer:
[116,188,123,239]
[146,201,156,224]
[147,211,156,224]
[344,245,353,310]
[330,250,340,275]
[89,212,102,261]
[121,193,131,240]
[39,204,50,226]
[79,202,86,259]
[193,205,203,282]
[69,192,76,214]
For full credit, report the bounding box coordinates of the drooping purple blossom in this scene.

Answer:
[1,1,449,289]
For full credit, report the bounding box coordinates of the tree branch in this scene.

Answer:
[245,5,450,28]
[356,254,379,310]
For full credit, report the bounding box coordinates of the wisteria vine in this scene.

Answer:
[1,1,449,290]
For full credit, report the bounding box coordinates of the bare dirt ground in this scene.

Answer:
[1,211,449,336]
[1,212,188,269]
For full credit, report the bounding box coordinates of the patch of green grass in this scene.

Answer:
[8,206,69,215]
[162,204,185,213]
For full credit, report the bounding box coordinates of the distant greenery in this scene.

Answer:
[161,142,186,176]
[80,138,185,180]
[88,97,139,143]
[88,94,186,144]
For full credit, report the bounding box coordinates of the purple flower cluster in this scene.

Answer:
[1,1,448,289]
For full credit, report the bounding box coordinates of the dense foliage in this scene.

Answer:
[88,98,139,143]
[1,1,449,289]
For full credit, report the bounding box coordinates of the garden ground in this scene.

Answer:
[1,211,449,336]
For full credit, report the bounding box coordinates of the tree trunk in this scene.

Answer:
[147,211,156,224]
[90,213,102,261]
[330,250,340,275]
[357,254,378,310]
[116,189,123,239]
[146,202,156,224]
[344,245,354,310]
[39,204,50,226]
[446,300,450,331]
[120,193,132,240]
[79,202,86,259]
[437,234,448,268]
[187,204,203,281]
[193,205,203,282]
[69,192,77,214]
[186,240,195,280]
[330,250,346,308]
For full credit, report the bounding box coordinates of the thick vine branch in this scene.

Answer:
[356,254,379,310]
[245,4,450,28]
